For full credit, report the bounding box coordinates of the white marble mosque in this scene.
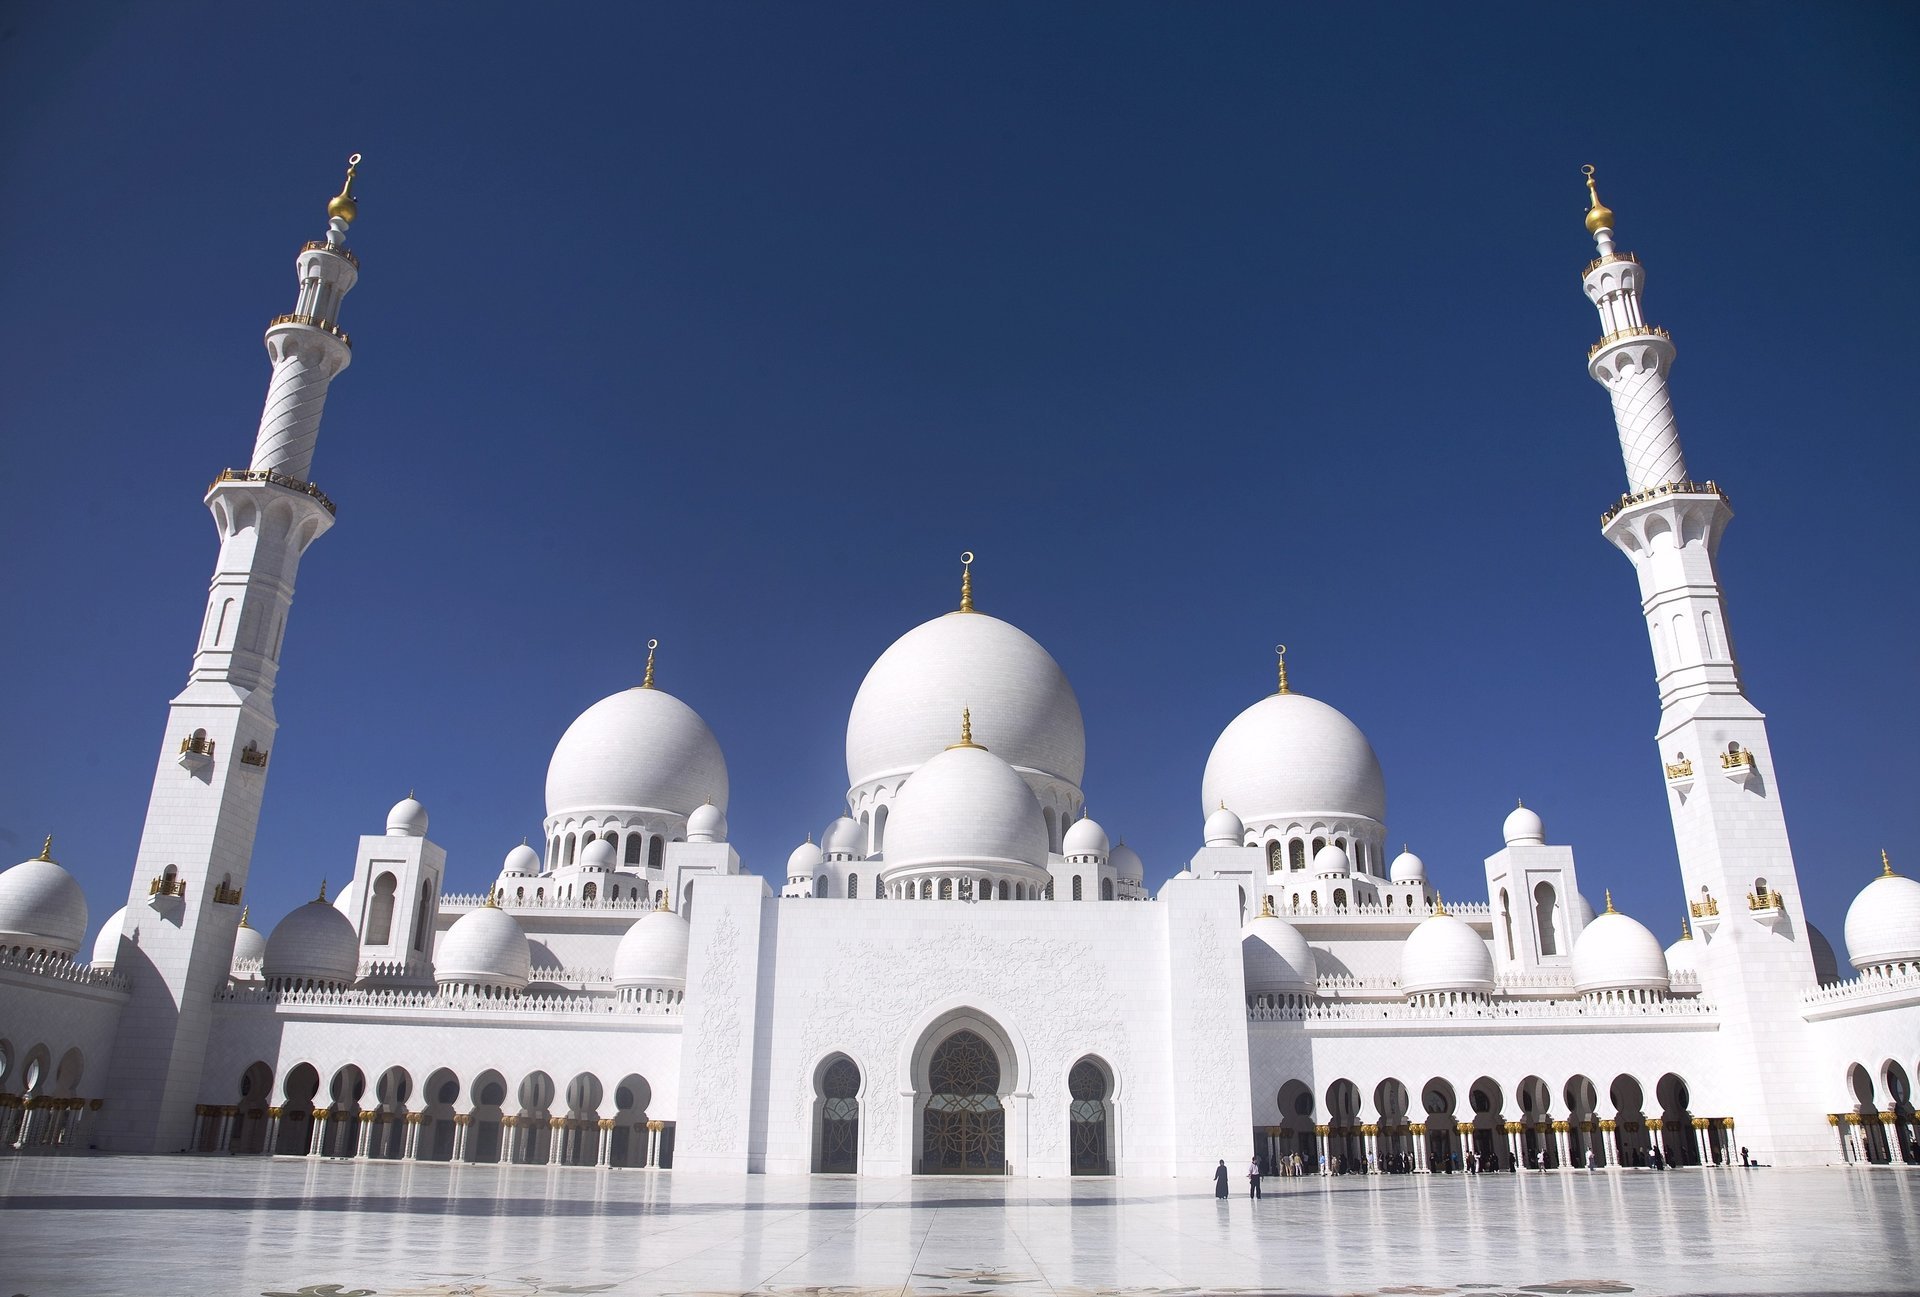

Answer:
[2,160,1917,1183]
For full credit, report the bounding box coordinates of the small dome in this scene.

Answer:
[613,908,691,989]
[435,905,531,990]
[1242,913,1317,992]
[386,796,429,837]
[1571,907,1670,993]
[265,898,360,985]
[883,744,1049,873]
[1389,849,1426,883]
[787,839,823,876]
[1312,844,1352,877]
[580,838,617,871]
[1202,691,1386,826]
[823,816,866,859]
[1807,922,1841,986]
[1063,816,1109,859]
[1844,865,1920,970]
[1503,802,1545,847]
[231,913,267,979]
[687,802,728,844]
[1110,842,1144,883]
[500,844,541,877]
[332,877,359,919]
[1664,927,1696,980]
[0,850,88,957]
[90,905,127,970]
[1400,912,1495,996]
[1203,805,1245,848]
[546,686,729,820]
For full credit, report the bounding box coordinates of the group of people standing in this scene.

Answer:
[1216,1138,1717,1193]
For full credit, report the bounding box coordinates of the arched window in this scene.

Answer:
[1311,837,1326,856]
[1044,881,1054,899]
[624,832,644,866]
[1069,1058,1112,1175]
[1101,878,1113,900]
[920,879,933,900]
[515,887,525,902]
[847,873,859,899]
[412,880,434,953]
[582,881,597,903]
[647,837,665,871]
[1499,889,1514,960]
[998,880,1010,900]
[1333,888,1347,910]
[1310,890,1319,908]
[1266,841,1284,873]
[818,1057,861,1173]
[939,878,953,900]
[1072,876,1083,900]
[366,872,397,944]
[923,1031,1004,1174]
[548,838,560,869]
[563,833,577,865]
[1533,881,1559,956]
[959,878,973,901]
[872,805,888,854]
[1290,839,1307,871]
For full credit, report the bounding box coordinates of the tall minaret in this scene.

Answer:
[99,158,363,1152]
[1582,167,1826,1164]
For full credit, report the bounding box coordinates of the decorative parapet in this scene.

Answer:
[1689,895,1720,919]
[0,948,129,993]
[441,891,660,914]
[1801,964,1920,1020]
[213,983,678,1017]
[268,312,351,347]
[148,874,187,899]
[179,733,216,758]
[1313,974,1402,997]
[300,240,360,269]
[1600,478,1727,528]
[209,468,337,516]
[1587,323,1671,359]
[239,742,270,769]
[1664,759,1694,780]
[1248,994,1715,1024]
[1583,250,1640,277]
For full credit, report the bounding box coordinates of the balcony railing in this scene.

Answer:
[209,468,337,516]
[1583,250,1640,276]
[239,743,270,768]
[1587,323,1671,359]
[1689,896,1720,919]
[1665,759,1694,780]
[179,734,215,757]
[1601,478,1727,527]
[300,240,360,269]
[149,874,186,899]
[268,312,351,347]
[1721,749,1756,771]
[1748,888,1784,912]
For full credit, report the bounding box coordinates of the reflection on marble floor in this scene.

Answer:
[1,1158,1914,1296]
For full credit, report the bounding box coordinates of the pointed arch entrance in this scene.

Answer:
[921,1030,1003,1173]
[814,1055,861,1173]
[1068,1056,1113,1175]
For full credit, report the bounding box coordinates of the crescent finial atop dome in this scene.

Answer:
[1582,164,1615,237]
[959,551,976,613]
[642,638,658,689]
[1275,644,1290,696]
[327,153,361,225]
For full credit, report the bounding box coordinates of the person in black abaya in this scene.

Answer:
[1214,1159,1230,1198]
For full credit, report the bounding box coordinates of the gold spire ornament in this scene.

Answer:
[317,879,328,903]
[1260,894,1276,918]
[959,552,975,613]
[1433,893,1448,916]
[328,153,362,224]
[1604,889,1617,914]
[1679,916,1692,941]
[37,835,54,862]
[1275,644,1291,695]
[484,888,499,909]
[947,706,984,750]
[240,906,252,928]
[642,639,658,689]
[1884,849,1897,878]
[1582,164,1615,236]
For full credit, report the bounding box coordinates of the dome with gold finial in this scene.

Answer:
[1583,164,1615,236]
[327,153,361,224]
[1201,647,1386,827]
[1844,851,1920,971]
[0,837,88,959]
[881,715,1051,876]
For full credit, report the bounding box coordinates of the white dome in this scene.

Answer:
[1203,805,1245,848]
[580,838,617,871]
[1389,848,1426,883]
[613,908,691,989]
[500,844,540,877]
[1503,802,1545,846]
[1844,866,1920,969]
[435,905,531,990]
[883,743,1049,873]
[1201,691,1386,826]
[0,852,88,957]
[847,611,1085,792]
[1110,842,1144,883]
[386,796,428,837]
[1664,929,1696,979]
[265,898,360,985]
[1242,913,1317,991]
[546,686,729,819]
[90,905,127,969]
[823,816,866,859]
[1571,908,1670,993]
[1063,816,1109,859]
[1400,912,1495,996]
[1312,844,1352,877]
[332,877,359,919]
[1807,922,1841,986]
[787,840,822,877]
[231,914,267,979]
[687,802,728,844]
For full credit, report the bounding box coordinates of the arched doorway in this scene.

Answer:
[1516,1075,1555,1169]
[1885,1062,1918,1165]
[1609,1074,1650,1167]
[1655,1073,1698,1166]
[324,1065,366,1157]
[235,1061,274,1154]
[1564,1074,1602,1168]
[372,1066,412,1159]
[1068,1056,1113,1175]
[1276,1080,1319,1171]
[815,1055,861,1173]
[1849,1063,1890,1163]
[1325,1079,1363,1172]
[513,1071,556,1164]
[1468,1076,1508,1170]
[469,1070,508,1163]
[419,1069,460,1162]
[920,1029,1005,1174]
[611,1074,651,1166]
[278,1064,320,1155]
[1422,1078,1460,1172]
[1373,1078,1412,1171]
[562,1072,603,1166]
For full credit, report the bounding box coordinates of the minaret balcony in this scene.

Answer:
[207,468,337,517]
[300,240,360,270]
[1688,893,1723,935]
[178,732,215,771]
[239,742,270,769]
[267,312,352,347]
[1664,757,1695,799]
[1599,478,1727,529]
[1583,250,1640,277]
[1747,888,1788,931]
[1720,746,1758,788]
[1587,323,1670,359]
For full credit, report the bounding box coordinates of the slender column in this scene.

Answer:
[597,1119,614,1168]
[403,1113,422,1161]
[500,1115,518,1164]
[548,1118,567,1165]
[222,1107,243,1154]
[307,1110,327,1157]
[451,1113,471,1162]
[1410,1124,1427,1172]
[264,1106,283,1155]
[356,1111,377,1159]
[190,1106,208,1152]
[16,1099,40,1149]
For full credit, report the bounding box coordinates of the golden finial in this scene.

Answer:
[317,879,328,903]
[1433,893,1448,916]
[1582,164,1615,237]
[240,905,252,928]
[1275,644,1291,696]
[959,552,976,613]
[484,888,499,909]
[1884,849,1897,878]
[656,891,671,912]
[947,706,985,750]
[328,153,362,224]
[37,835,54,862]
[1604,889,1616,914]
[1260,894,1276,918]
[1679,916,1692,941]
[642,639,658,690]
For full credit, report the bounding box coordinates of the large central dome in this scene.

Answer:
[847,611,1084,792]
[1201,691,1386,825]
[547,686,729,818]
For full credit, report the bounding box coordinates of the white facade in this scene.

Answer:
[2,164,1918,1176]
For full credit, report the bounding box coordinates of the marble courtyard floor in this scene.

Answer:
[0,1158,1914,1297]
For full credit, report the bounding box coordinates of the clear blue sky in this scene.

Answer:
[2,2,1915,956]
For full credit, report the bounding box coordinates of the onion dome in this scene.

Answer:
[822,816,866,859]
[847,601,1085,794]
[434,902,531,991]
[231,908,267,980]
[1389,847,1426,883]
[386,795,429,838]
[787,838,823,877]
[1664,922,1695,980]
[1583,166,1615,236]
[1400,909,1495,996]
[90,905,127,970]
[1313,844,1352,877]
[1201,689,1386,827]
[1063,816,1110,859]
[1242,910,1318,992]
[1571,894,1670,993]
[579,838,617,871]
[546,684,730,820]
[687,801,728,844]
[1110,842,1144,883]
[1203,804,1245,848]
[1806,922,1841,986]
[1503,801,1545,847]
[0,839,88,958]
[500,844,540,877]
[613,907,692,989]
[265,888,359,985]
[1844,852,1920,970]
[883,740,1049,873]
